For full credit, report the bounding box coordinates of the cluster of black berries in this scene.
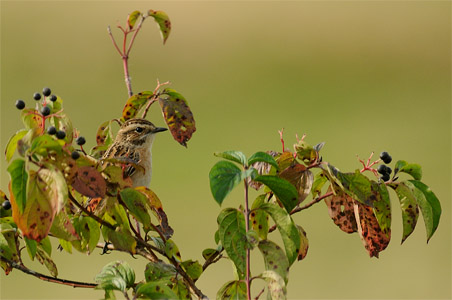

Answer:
[15,87,58,115]
[377,151,393,182]
[71,137,86,160]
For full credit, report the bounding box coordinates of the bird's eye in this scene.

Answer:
[135,127,144,133]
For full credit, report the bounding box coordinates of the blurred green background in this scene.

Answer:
[1,1,450,299]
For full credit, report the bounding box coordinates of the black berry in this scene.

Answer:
[56,130,66,139]
[381,173,390,182]
[380,151,392,164]
[386,166,392,175]
[42,87,51,97]
[41,106,51,116]
[49,95,57,102]
[47,126,57,135]
[377,164,388,175]
[76,136,86,146]
[2,201,11,210]
[15,99,25,110]
[33,92,42,101]
[71,151,80,160]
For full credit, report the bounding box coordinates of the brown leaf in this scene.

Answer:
[324,186,357,233]
[71,166,106,198]
[354,202,391,258]
[279,164,313,204]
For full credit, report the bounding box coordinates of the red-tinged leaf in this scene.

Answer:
[12,169,59,242]
[297,225,309,261]
[354,202,391,258]
[71,166,106,198]
[96,120,113,147]
[50,211,79,242]
[324,186,357,233]
[121,91,154,122]
[159,89,196,147]
[279,164,313,204]
[127,10,141,29]
[148,10,171,44]
[135,186,173,239]
[276,151,295,171]
[51,113,73,143]
[21,109,44,134]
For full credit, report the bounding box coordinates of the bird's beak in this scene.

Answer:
[152,127,168,133]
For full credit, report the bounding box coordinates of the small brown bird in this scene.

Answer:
[102,118,167,187]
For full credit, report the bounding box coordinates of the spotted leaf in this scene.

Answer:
[354,202,391,258]
[279,164,313,204]
[71,166,106,198]
[148,10,171,44]
[121,91,153,122]
[258,240,289,284]
[159,89,196,147]
[324,186,357,233]
[95,120,113,147]
[136,281,177,299]
[127,10,141,30]
[217,280,247,300]
[250,195,269,240]
[297,225,309,261]
[391,182,419,243]
[21,109,44,134]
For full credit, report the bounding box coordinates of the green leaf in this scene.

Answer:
[24,237,37,260]
[259,203,300,265]
[127,10,141,29]
[214,151,247,166]
[159,89,196,147]
[121,91,153,122]
[165,239,182,262]
[209,161,244,205]
[144,261,176,282]
[50,211,79,242]
[172,280,191,300]
[371,182,391,237]
[217,208,246,279]
[248,151,278,169]
[253,175,298,213]
[216,280,247,300]
[51,113,73,144]
[36,248,58,277]
[120,188,151,231]
[311,172,328,198]
[148,10,171,44]
[336,170,375,207]
[392,182,419,243]
[95,261,135,292]
[296,225,309,261]
[29,135,64,157]
[7,159,28,214]
[102,218,136,254]
[202,248,220,261]
[136,281,177,299]
[39,236,52,256]
[279,164,313,204]
[258,240,289,284]
[408,180,441,242]
[261,270,286,300]
[394,160,422,180]
[5,129,28,162]
[250,194,269,240]
[181,260,203,281]
[95,120,114,147]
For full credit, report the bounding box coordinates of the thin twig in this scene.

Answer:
[201,247,224,272]
[107,26,123,56]
[0,255,97,288]
[254,287,265,300]
[126,15,147,56]
[141,80,171,119]
[67,191,116,230]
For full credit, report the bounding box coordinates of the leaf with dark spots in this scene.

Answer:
[95,120,113,147]
[217,280,247,300]
[136,281,178,299]
[127,10,141,29]
[371,181,391,237]
[148,10,171,44]
[36,248,58,277]
[297,225,309,261]
[158,89,195,147]
[336,170,375,207]
[391,182,419,243]
[258,240,289,284]
[324,186,358,233]
[120,188,151,231]
[121,91,153,122]
[354,202,391,258]
[21,109,44,134]
[251,195,269,239]
[71,166,106,198]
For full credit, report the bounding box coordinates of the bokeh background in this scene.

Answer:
[1,1,450,299]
